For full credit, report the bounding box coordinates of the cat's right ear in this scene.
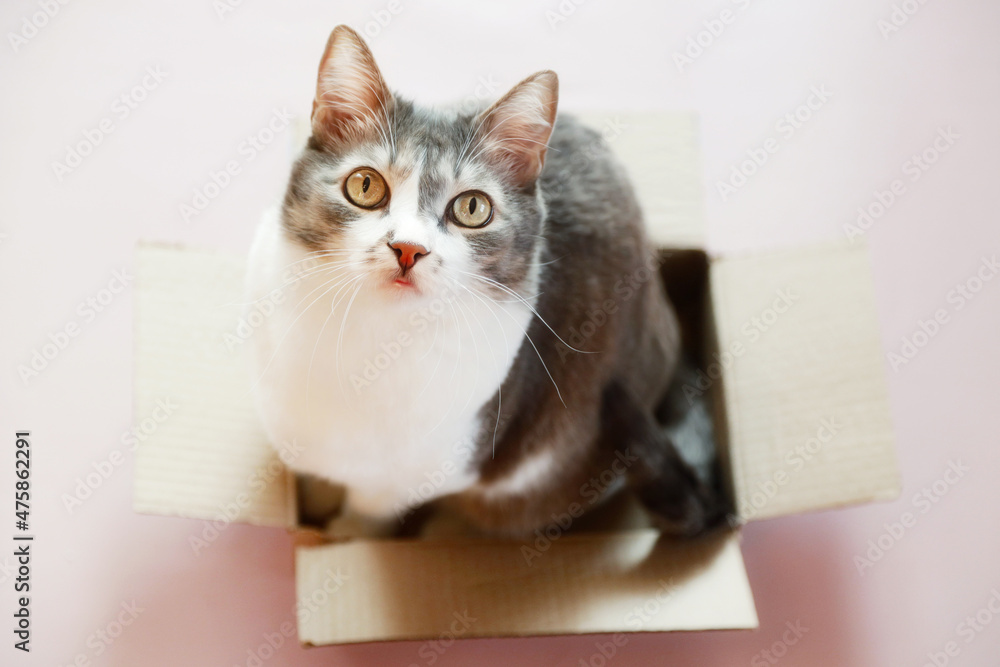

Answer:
[473,70,559,187]
[311,25,393,148]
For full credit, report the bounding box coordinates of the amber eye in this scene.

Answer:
[344,168,388,208]
[450,191,493,228]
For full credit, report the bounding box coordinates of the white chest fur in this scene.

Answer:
[245,212,531,519]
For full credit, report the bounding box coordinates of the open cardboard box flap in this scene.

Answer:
[133,113,898,644]
[133,245,296,529]
[711,244,899,520]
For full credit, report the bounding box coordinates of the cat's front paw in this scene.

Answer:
[324,508,398,541]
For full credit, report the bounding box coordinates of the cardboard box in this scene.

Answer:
[133,113,899,645]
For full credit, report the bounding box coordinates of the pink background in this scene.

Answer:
[2,0,998,665]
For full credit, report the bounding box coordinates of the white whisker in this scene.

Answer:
[457,276,566,410]
[245,263,363,396]
[454,268,594,355]
[335,277,367,398]
[448,279,508,456]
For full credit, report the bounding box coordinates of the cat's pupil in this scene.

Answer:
[468,197,477,215]
[362,176,371,193]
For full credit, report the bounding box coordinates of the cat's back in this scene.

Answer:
[530,111,679,412]
[539,113,644,249]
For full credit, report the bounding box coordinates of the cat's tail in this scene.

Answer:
[604,360,732,536]
[657,358,720,490]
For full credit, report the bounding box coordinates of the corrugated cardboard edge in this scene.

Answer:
[711,242,901,521]
[133,243,296,528]
[295,529,757,645]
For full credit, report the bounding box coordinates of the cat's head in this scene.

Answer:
[281,25,558,304]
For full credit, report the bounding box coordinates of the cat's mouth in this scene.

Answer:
[387,269,421,293]
[393,277,415,289]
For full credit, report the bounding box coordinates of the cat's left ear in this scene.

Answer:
[474,70,559,187]
[311,25,393,148]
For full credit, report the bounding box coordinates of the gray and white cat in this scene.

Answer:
[246,25,724,538]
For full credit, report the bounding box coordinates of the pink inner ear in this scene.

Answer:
[476,72,559,186]
[312,27,393,146]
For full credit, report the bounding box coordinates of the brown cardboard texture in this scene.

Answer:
[133,112,899,645]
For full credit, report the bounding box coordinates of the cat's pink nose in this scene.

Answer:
[388,241,429,273]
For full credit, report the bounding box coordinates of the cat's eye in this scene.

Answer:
[450,191,493,228]
[344,167,388,209]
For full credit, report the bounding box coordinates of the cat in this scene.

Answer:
[246,25,726,539]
